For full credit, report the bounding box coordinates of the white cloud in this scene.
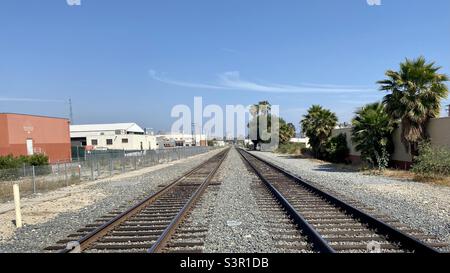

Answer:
[149,70,227,90]
[367,0,381,6]
[0,97,65,103]
[149,70,375,94]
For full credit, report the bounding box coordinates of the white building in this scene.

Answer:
[290,137,310,148]
[155,133,207,148]
[212,140,226,147]
[70,123,157,151]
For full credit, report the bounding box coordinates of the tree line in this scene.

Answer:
[301,57,449,169]
[250,57,449,170]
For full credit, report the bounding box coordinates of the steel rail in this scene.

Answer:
[148,148,229,253]
[61,148,229,253]
[238,148,440,254]
[238,149,335,253]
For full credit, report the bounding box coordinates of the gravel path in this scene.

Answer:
[203,148,285,253]
[250,151,450,250]
[0,148,223,253]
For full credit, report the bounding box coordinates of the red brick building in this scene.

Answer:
[0,113,71,163]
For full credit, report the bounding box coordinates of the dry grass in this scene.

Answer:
[364,168,450,186]
[412,175,450,187]
[274,143,305,155]
[303,157,450,187]
[0,177,81,202]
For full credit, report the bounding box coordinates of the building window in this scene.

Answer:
[91,139,98,146]
[122,138,128,143]
[106,139,113,145]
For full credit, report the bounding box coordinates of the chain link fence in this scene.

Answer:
[0,147,214,202]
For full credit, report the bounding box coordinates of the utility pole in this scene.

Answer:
[446,104,450,117]
[69,98,74,124]
[191,123,196,146]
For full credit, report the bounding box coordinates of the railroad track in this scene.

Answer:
[238,148,445,253]
[249,175,312,253]
[46,148,229,253]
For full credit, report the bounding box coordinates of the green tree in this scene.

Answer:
[279,121,296,144]
[301,105,338,158]
[378,57,449,156]
[249,101,272,150]
[352,102,395,168]
[324,133,349,163]
[248,101,295,149]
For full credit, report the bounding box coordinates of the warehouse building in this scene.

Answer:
[155,133,207,148]
[70,123,157,151]
[0,113,71,163]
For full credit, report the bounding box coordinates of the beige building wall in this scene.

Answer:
[86,134,157,151]
[332,117,450,164]
[427,117,450,146]
[391,128,412,163]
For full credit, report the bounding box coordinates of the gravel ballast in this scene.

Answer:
[249,151,450,250]
[203,148,288,253]
[0,148,224,253]
[2,146,447,253]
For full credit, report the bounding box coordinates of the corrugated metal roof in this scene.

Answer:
[70,123,144,133]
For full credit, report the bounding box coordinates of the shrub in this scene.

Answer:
[275,142,305,155]
[25,154,49,166]
[0,154,22,169]
[412,142,450,178]
[351,102,395,169]
[324,134,349,163]
[301,105,338,158]
[375,144,390,171]
[0,154,50,180]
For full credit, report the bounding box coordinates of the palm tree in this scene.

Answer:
[249,101,272,149]
[352,102,395,168]
[287,123,296,134]
[301,105,338,158]
[378,57,449,156]
[250,100,271,117]
[279,120,296,144]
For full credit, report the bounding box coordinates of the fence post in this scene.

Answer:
[90,161,94,181]
[109,159,113,177]
[13,184,22,228]
[64,163,68,186]
[32,166,36,194]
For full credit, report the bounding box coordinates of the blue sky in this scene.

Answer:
[1,0,449,133]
